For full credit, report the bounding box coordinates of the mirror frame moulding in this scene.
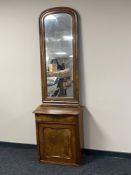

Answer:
[39,7,79,104]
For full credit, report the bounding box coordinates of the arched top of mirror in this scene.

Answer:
[39,7,79,104]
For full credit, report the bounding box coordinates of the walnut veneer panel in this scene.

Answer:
[39,123,76,163]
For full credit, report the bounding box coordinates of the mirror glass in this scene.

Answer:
[44,13,73,97]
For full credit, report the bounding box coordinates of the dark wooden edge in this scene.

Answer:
[1,141,131,159]
[39,7,79,104]
[35,120,42,160]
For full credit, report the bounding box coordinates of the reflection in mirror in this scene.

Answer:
[44,13,73,97]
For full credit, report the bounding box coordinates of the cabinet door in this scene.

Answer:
[38,123,78,164]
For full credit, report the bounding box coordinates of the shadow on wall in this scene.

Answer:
[83,108,107,149]
[78,15,107,150]
[78,13,87,106]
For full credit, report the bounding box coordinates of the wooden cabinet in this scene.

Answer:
[34,7,84,165]
[34,105,83,165]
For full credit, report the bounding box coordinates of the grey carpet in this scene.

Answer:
[0,145,131,175]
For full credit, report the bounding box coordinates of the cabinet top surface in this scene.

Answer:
[33,104,84,115]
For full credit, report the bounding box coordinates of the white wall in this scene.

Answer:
[0,0,131,153]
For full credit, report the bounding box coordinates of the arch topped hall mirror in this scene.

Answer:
[34,7,84,166]
[39,7,79,103]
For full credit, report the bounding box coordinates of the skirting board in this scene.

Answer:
[0,141,131,159]
[84,149,131,159]
[0,141,36,149]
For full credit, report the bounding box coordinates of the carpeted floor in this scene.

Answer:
[0,144,131,175]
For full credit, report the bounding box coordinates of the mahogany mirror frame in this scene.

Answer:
[39,7,79,104]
